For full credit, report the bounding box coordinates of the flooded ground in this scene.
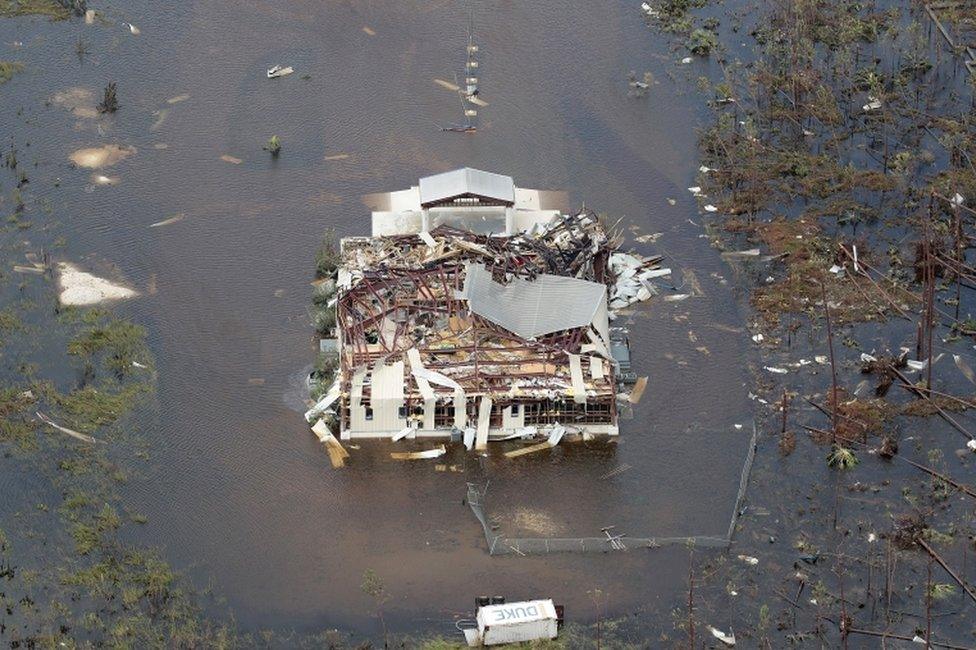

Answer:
[0,0,756,636]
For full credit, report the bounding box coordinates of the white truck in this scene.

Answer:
[461,599,560,646]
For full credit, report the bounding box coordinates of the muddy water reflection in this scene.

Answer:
[1,0,753,632]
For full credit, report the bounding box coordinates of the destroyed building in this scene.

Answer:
[308,168,663,446]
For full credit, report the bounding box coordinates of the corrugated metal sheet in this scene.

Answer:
[419,167,515,206]
[463,263,606,339]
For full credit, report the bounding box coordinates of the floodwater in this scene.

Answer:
[1,0,755,635]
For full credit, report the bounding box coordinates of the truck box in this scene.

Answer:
[475,599,559,646]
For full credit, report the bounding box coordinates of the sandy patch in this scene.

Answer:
[69,145,136,169]
[512,507,565,536]
[51,87,99,119]
[57,262,138,306]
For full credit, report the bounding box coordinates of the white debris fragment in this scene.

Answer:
[764,366,788,375]
[703,204,718,212]
[954,354,976,384]
[640,2,659,17]
[709,626,736,647]
[734,423,743,430]
[951,192,965,207]
[815,355,828,365]
[751,333,764,343]
[860,353,877,363]
[906,354,944,371]
[664,293,690,302]
[688,186,702,195]
[968,439,976,453]
[737,554,759,565]
[862,96,882,111]
[680,56,693,64]
[829,264,844,275]
[868,532,877,543]
[267,64,294,79]
[698,165,712,173]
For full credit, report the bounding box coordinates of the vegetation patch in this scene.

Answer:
[0,0,71,19]
[0,61,24,84]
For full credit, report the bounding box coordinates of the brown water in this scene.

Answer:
[1,0,755,634]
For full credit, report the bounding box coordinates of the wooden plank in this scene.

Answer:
[629,376,648,404]
[504,441,553,458]
[476,396,492,450]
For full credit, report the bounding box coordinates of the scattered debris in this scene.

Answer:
[737,554,759,565]
[219,154,242,165]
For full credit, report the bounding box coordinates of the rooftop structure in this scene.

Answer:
[367,168,566,237]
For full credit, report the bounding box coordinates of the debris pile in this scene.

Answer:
[306,210,661,455]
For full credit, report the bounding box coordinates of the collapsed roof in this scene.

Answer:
[463,263,608,340]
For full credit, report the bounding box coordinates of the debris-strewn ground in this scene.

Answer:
[645,0,976,645]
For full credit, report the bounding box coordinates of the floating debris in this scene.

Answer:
[149,213,185,228]
[708,626,736,647]
[267,64,294,79]
[56,262,138,307]
[51,87,98,119]
[390,446,447,460]
[954,354,976,384]
[166,93,190,104]
[90,173,120,186]
[219,154,243,165]
[69,144,135,169]
[362,26,376,36]
[36,411,99,444]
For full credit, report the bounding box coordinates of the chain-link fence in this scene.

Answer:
[466,422,759,556]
